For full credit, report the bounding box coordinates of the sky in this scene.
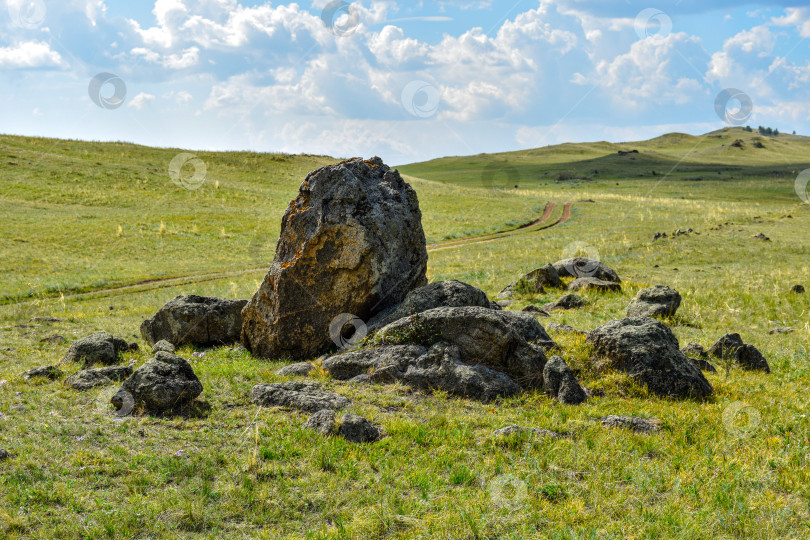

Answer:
[1,0,810,165]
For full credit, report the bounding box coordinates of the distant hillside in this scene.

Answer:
[399,127,810,188]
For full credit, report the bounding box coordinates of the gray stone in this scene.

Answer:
[112,352,202,414]
[568,277,621,292]
[276,362,316,377]
[587,317,713,399]
[0,448,8,461]
[521,305,549,316]
[681,342,708,360]
[689,357,717,373]
[495,299,513,309]
[627,285,681,318]
[65,366,133,391]
[339,414,383,443]
[62,331,138,368]
[303,409,336,435]
[492,425,563,439]
[791,284,805,294]
[708,333,770,372]
[151,340,175,354]
[39,335,66,344]
[140,295,248,347]
[378,306,550,388]
[553,257,620,283]
[769,327,794,335]
[22,365,62,381]
[368,280,491,329]
[251,382,351,412]
[542,294,587,312]
[546,322,585,336]
[543,356,586,405]
[497,264,562,298]
[599,415,662,433]
[242,157,428,360]
[324,345,426,381]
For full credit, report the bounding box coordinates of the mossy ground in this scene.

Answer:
[1,132,809,538]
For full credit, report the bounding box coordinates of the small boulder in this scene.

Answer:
[368,279,491,329]
[112,352,203,414]
[39,335,67,345]
[568,277,621,292]
[681,342,708,360]
[753,233,770,241]
[708,334,770,372]
[251,382,351,412]
[276,362,316,377]
[542,294,587,312]
[521,305,549,316]
[65,366,133,391]
[545,322,585,336]
[553,258,620,283]
[22,365,62,381]
[598,415,662,433]
[626,286,681,318]
[62,331,138,368]
[497,264,562,298]
[140,295,248,347]
[791,284,805,294]
[151,340,175,354]
[769,327,794,335]
[339,414,384,443]
[303,409,336,435]
[0,448,8,461]
[542,356,586,405]
[587,317,713,399]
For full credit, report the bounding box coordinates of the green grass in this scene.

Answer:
[1,131,810,538]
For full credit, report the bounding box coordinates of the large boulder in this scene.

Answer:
[251,382,351,412]
[66,366,133,391]
[140,295,248,347]
[708,334,770,372]
[627,286,681,318]
[587,317,713,399]
[111,352,203,414]
[242,157,428,360]
[377,306,551,387]
[553,258,620,283]
[497,264,562,298]
[368,280,491,329]
[62,331,138,368]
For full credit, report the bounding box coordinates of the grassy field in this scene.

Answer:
[1,129,809,538]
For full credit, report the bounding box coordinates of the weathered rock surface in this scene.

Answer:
[522,305,549,316]
[626,286,681,318]
[276,362,316,377]
[339,414,384,443]
[65,366,133,391]
[599,415,662,433]
[251,382,351,412]
[542,294,587,312]
[587,317,713,398]
[151,340,176,354]
[378,306,552,387]
[112,352,203,414]
[242,157,428,360]
[568,277,621,292]
[708,334,770,372]
[23,365,62,381]
[368,280,490,329]
[497,264,562,298]
[543,356,587,405]
[553,258,620,283]
[62,331,137,368]
[140,295,248,347]
[546,322,585,336]
[303,409,336,435]
[681,342,717,372]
